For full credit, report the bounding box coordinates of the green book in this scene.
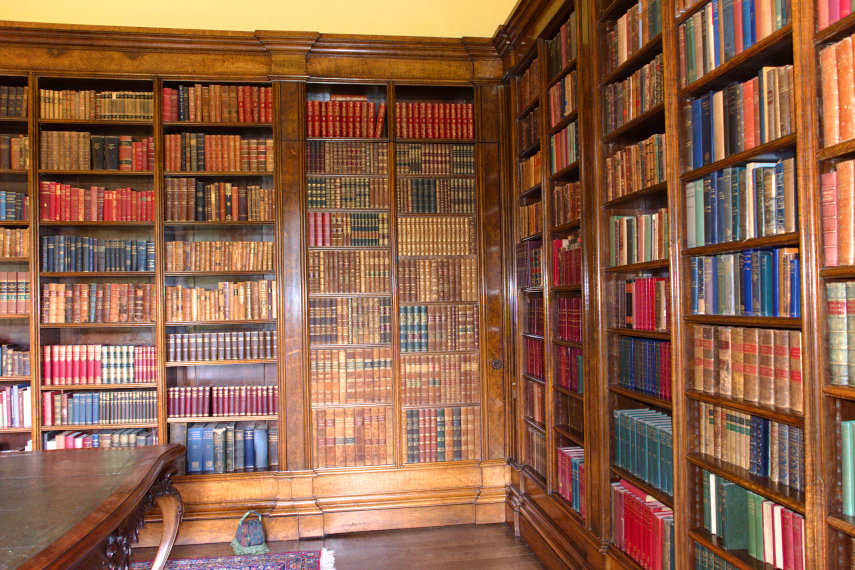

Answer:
[747,488,757,559]
[212,423,227,474]
[843,420,854,517]
[703,469,711,532]
[721,480,748,550]
[225,423,236,473]
[235,422,245,471]
[750,491,765,563]
[827,282,849,386]
[847,283,855,384]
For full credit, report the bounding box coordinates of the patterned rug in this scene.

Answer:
[131,549,335,570]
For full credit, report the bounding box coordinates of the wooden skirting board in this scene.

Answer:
[136,460,508,546]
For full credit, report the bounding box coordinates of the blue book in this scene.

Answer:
[778,424,789,487]
[789,427,802,491]
[88,283,97,322]
[732,167,744,241]
[741,252,752,315]
[136,240,146,271]
[703,176,714,245]
[701,93,713,165]
[720,169,733,243]
[743,0,754,47]
[187,425,204,473]
[692,98,704,169]
[712,0,721,68]
[771,249,780,316]
[0,191,6,220]
[202,423,215,473]
[691,257,699,314]
[243,423,256,470]
[723,0,735,61]
[704,256,718,314]
[254,423,269,470]
[791,257,801,317]
[759,251,773,316]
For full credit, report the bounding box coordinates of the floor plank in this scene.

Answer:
[132,523,544,569]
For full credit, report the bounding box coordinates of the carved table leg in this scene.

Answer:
[150,489,184,570]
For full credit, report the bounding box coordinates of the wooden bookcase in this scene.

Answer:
[0,24,507,546]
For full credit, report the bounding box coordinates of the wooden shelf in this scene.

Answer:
[0,257,29,263]
[38,170,154,176]
[0,376,30,383]
[523,417,546,433]
[311,292,392,298]
[522,333,544,341]
[553,384,584,401]
[684,232,800,256]
[816,11,855,43]
[676,0,712,25]
[548,58,577,86]
[399,349,479,356]
[603,181,667,208]
[605,258,669,273]
[522,374,545,386]
[827,514,855,538]
[401,212,475,218]
[607,544,645,570]
[600,34,662,87]
[40,383,156,391]
[549,161,579,182]
[602,103,665,143]
[823,384,855,402]
[686,390,804,427]
[0,314,30,320]
[609,385,672,410]
[551,219,580,233]
[518,183,542,200]
[821,265,855,280]
[163,121,272,128]
[0,221,29,228]
[689,528,766,570]
[0,427,31,434]
[165,359,276,367]
[163,171,273,177]
[521,287,544,294]
[164,221,274,227]
[39,118,153,126]
[166,415,277,423]
[313,402,392,409]
[551,284,582,293]
[816,138,855,161]
[516,96,539,121]
[165,319,274,326]
[312,343,391,350]
[165,270,274,276]
[599,0,640,22]
[395,138,474,144]
[553,339,582,348]
[41,422,157,431]
[684,315,802,329]
[607,327,670,340]
[548,109,578,136]
[401,401,480,410]
[40,271,154,277]
[39,220,153,227]
[519,232,542,243]
[554,425,584,447]
[40,321,151,328]
[518,140,540,160]
[395,173,474,180]
[550,493,587,528]
[610,464,673,508]
[678,25,794,98]
[681,134,797,182]
[307,246,389,251]
[0,116,28,124]
[0,170,27,175]
[687,453,805,514]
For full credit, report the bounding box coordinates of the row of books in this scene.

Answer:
[556,446,585,516]
[0,271,29,315]
[0,228,28,258]
[40,236,155,273]
[166,331,276,363]
[687,68,795,170]
[395,102,474,140]
[308,297,392,345]
[164,179,274,222]
[699,403,804,492]
[401,353,479,405]
[307,177,388,210]
[166,385,278,417]
[42,389,156,426]
[520,201,542,239]
[42,345,157,385]
[701,470,805,568]
[400,304,478,353]
[0,191,28,221]
[396,143,475,175]
[550,121,578,173]
[163,84,273,124]
[555,393,584,439]
[0,384,30,428]
[310,348,392,405]
[678,0,790,88]
[40,282,152,323]
[396,178,475,214]
[164,280,277,322]
[614,408,674,495]
[307,140,388,175]
[308,250,389,294]
[180,422,277,473]
[821,34,855,148]
[397,216,476,257]
[306,211,390,247]
[605,133,666,201]
[45,428,157,450]
[39,89,153,120]
[516,240,543,288]
[313,406,393,468]
[0,344,29,377]
[555,345,583,394]
[614,337,672,401]
[603,0,662,74]
[692,325,803,413]
[557,296,583,343]
[818,0,855,29]
[686,158,797,248]
[553,182,581,227]
[689,248,801,317]
[404,406,480,463]
[609,276,671,332]
[524,378,545,424]
[608,209,669,267]
[164,240,274,273]
[548,71,577,128]
[39,183,153,222]
[0,86,26,118]
[826,281,855,387]
[306,98,385,138]
[603,54,663,135]
[821,160,855,267]
[527,424,547,478]
[39,132,154,171]
[163,134,273,172]
[546,13,577,78]
[517,58,540,111]
[610,479,673,570]
[398,258,478,303]
[525,337,544,380]
[0,135,28,170]
[519,151,542,191]
[525,296,544,336]
[519,109,538,153]
[693,545,738,570]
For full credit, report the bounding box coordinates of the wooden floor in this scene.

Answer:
[132,523,544,569]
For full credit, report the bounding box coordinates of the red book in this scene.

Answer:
[822,171,839,266]
[837,160,855,265]
[837,38,855,142]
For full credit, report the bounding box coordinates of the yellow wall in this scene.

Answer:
[1,0,517,38]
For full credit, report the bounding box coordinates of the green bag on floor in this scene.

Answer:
[231,510,270,555]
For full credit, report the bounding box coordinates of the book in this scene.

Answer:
[608,209,669,266]
[164,279,276,322]
[613,336,671,400]
[603,54,664,134]
[164,84,272,123]
[613,408,673,495]
[167,330,276,362]
[0,85,27,118]
[610,480,674,568]
[40,236,154,273]
[40,88,153,120]
[404,406,480,463]
[308,297,392,345]
[0,135,29,169]
[313,405,393,468]
[395,143,474,176]
[311,347,394,405]
[603,0,663,75]
[398,215,476,256]
[39,182,153,222]
[163,133,272,172]
[306,212,389,247]
[609,276,671,332]
[41,389,156,426]
[550,120,579,172]
[605,134,666,201]
[307,176,388,209]
[398,177,475,215]
[397,257,477,302]
[308,140,388,175]
[553,181,582,226]
[39,131,152,171]
[556,446,585,516]
[165,240,274,273]
[167,385,277,417]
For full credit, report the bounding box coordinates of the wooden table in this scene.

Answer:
[0,445,184,570]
